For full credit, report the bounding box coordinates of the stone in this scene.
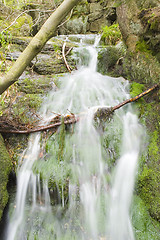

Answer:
[90,17,109,32]
[90,2,103,13]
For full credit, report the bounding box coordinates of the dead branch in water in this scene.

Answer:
[112,83,159,111]
[0,114,78,134]
[0,83,159,134]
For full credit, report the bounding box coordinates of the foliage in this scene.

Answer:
[136,40,151,54]
[0,31,12,71]
[101,24,122,45]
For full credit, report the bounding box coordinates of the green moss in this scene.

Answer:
[132,195,160,239]
[136,101,160,221]
[11,94,43,125]
[0,134,12,220]
[17,76,54,94]
[73,1,90,17]
[136,164,160,221]
[129,82,145,110]
[148,130,159,158]
[32,124,71,202]
[130,82,145,97]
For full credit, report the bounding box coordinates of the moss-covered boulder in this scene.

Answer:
[0,134,11,220]
[135,96,160,221]
[97,42,126,75]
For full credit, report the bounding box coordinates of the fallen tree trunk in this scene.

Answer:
[0,83,159,134]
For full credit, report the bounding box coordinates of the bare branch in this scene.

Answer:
[57,9,73,28]
[112,83,160,111]
[62,42,72,73]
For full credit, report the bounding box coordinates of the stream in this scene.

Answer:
[4,35,143,240]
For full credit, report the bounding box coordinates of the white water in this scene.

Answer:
[6,35,143,240]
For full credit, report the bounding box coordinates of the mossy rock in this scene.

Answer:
[97,43,126,75]
[136,100,160,222]
[132,195,160,239]
[16,75,54,94]
[121,52,160,85]
[0,134,12,220]
[10,93,43,125]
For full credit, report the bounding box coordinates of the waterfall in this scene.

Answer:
[6,35,143,240]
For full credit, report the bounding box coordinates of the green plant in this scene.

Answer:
[136,40,151,54]
[101,24,122,45]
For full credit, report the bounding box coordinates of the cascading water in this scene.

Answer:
[6,35,143,240]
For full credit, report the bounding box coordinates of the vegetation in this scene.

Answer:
[101,24,122,45]
[0,0,160,239]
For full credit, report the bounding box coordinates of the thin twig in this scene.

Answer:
[1,9,54,34]
[62,42,72,73]
[57,9,73,28]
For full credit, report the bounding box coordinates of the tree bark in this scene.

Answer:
[116,0,143,51]
[0,0,81,95]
